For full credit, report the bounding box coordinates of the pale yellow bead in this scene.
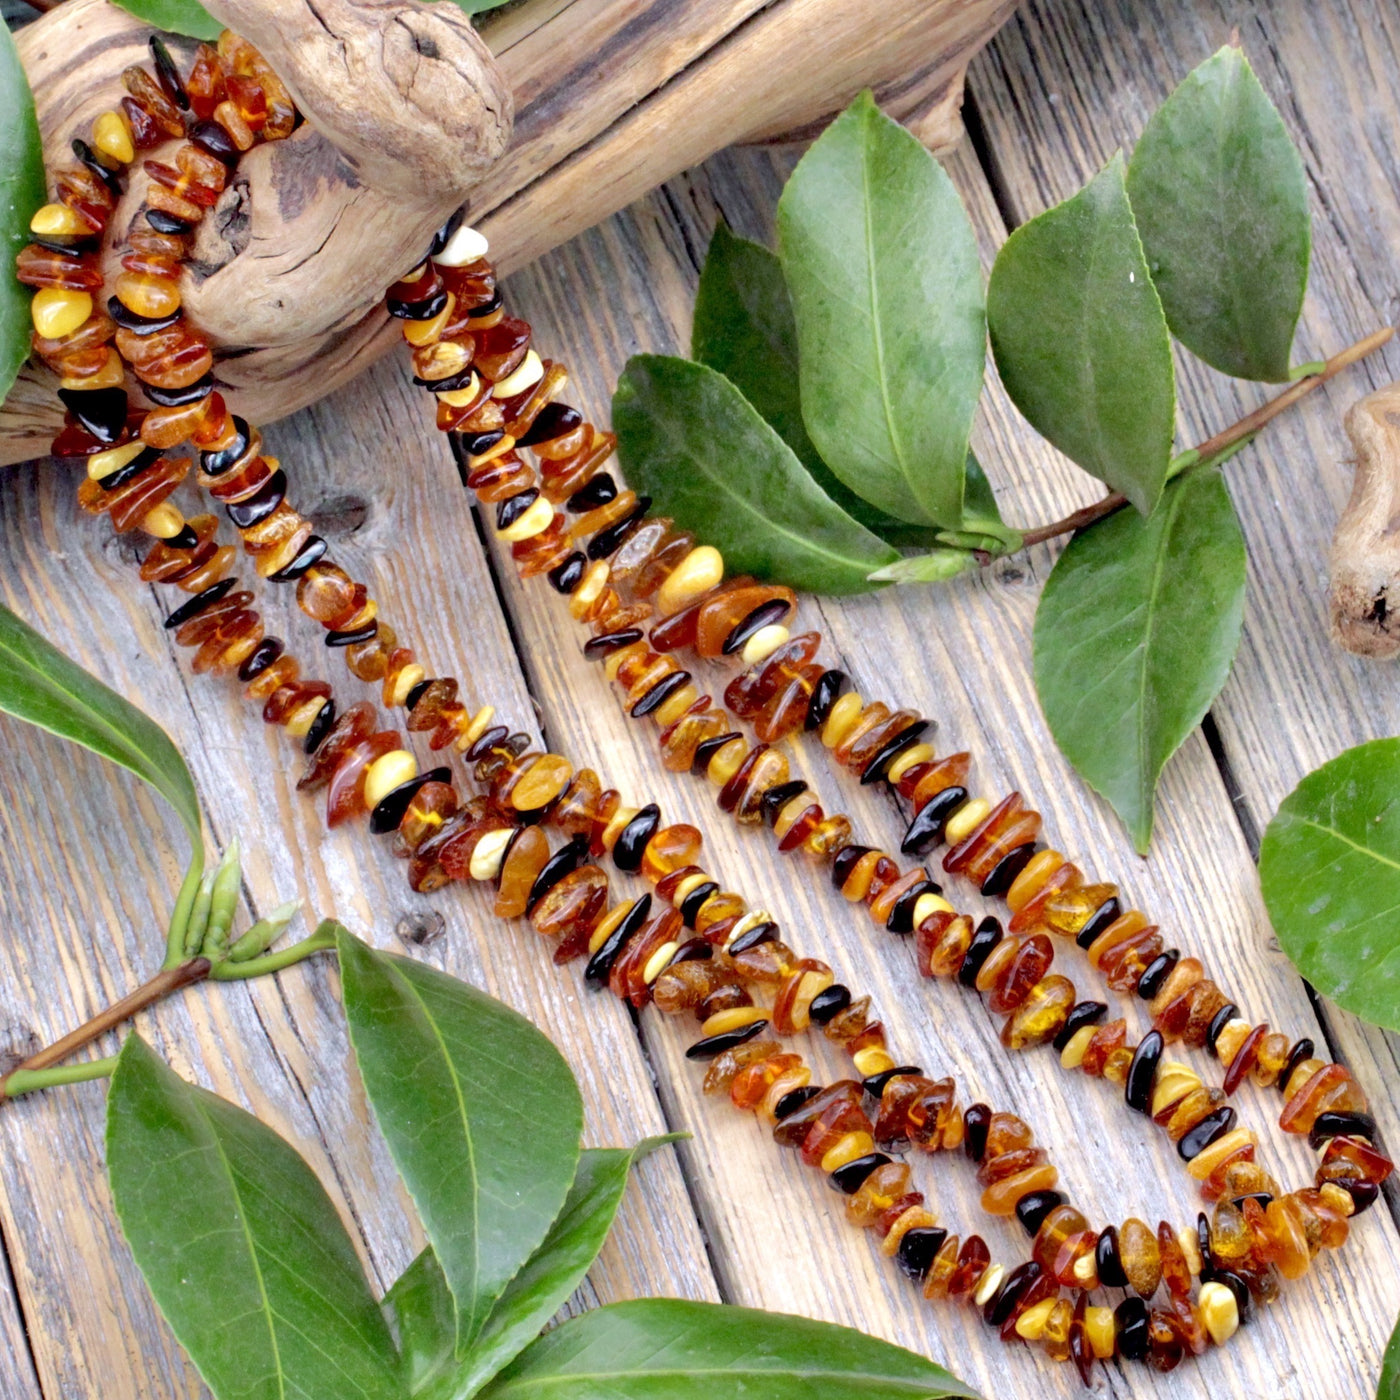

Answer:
[656,545,724,616]
[943,797,991,845]
[141,502,185,539]
[403,293,455,348]
[432,223,489,267]
[1177,1225,1203,1277]
[1071,1251,1098,1286]
[820,1132,874,1173]
[700,1005,768,1037]
[1196,1281,1239,1346]
[569,560,609,620]
[468,828,515,881]
[457,705,495,750]
[492,348,544,399]
[364,750,418,810]
[642,941,680,985]
[31,287,92,340]
[724,909,772,947]
[284,696,328,738]
[87,439,147,481]
[887,742,936,783]
[436,373,480,407]
[852,1047,895,1077]
[1059,1024,1098,1070]
[387,662,426,708]
[652,682,699,727]
[497,495,555,543]
[1084,1306,1116,1359]
[1151,1062,1202,1117]
[973,1264,1005,1308]
[92,110,136,164]
[820,690,864,748]
[470,434,516,467]
[29,202,89,237]
[740,623,789,666]
[601,805,637,851]
[912,892,954,925]
[1013,1297,1058,1341]
[671,872,711,907]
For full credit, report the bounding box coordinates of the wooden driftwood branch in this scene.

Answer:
[1,0,1015,465]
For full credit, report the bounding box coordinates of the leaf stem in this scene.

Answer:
[209,921,340,980]
[2,1058,118,1099]
[0,958,210,1103]
[163,852,206,970]
[1011,325,1394,553]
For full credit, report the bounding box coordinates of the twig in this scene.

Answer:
[1011,325,1395,553]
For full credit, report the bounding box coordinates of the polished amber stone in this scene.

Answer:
[987,933,1054,1014]
[1119,1217,1162,1298]
[327,732,399,825]
[1001,974,1074,1049]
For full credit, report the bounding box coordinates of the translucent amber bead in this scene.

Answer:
[1280,1063,1365,1134]
[847,1162,911,1227]
[115,271,180,318]
[987,933,1054,1014]
[1006,849,1064,911]
[531,864,608,957]
[494,826,550,918]
[980,1164,1057,1216]
[1261,1196,1311,1280]
[922,1233,961,1300]
[327,733,399,826]
[1001,974,1074,1049]
[1032,1205,1089,1273]
[1041,1299,1073,1362]
[804,813,853,859]
[1119,1218,1161,1298]
[509,754,573,811]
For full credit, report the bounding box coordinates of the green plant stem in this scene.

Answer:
[0,957,211,1102]
[1009,324,1394,554]
[209,923,339,980]
[163,854,206,970]
[3,1057,118,1099]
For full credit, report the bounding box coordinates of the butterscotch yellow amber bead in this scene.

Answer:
[725,909,773,945]
[1059,1024,1097,1070]
[943,797,991,845]
[880,1207,937,1256]
[1177,1225,1202,1277]
[972,1264,1005,1307]
[820,691,864,748]
[1013,1297,1058,1341]
[671,872,712,907]
[470,434,516,467]
[285,696,327,738]
[1084,1306,1116,1359]
[511,754,573,810]
[1007,849,1064,910]
[821,1131,875,1173]
[141,502,185,539]
[32,287,92,339]
[570,561,610,620]
[386,662,425,708]
[887,742,936,782]
[436,374,481,407]
[87,439,147,480]
[1212,1017,1252,1065]
[459,705,495,748]
[92,110,135,164]
[740,623,789,666]
[403,293,455,347]
[1196,1281,1239,1346]
[1151,1062,1202,1117]
[1071,1251,1097,1287]
[498,495,555,543]
[701,1005,768,1037]
[642,941,680,984]
[364,750,418,810]
[913,892,954,924]
[656,545,724,615]
[115,271,180,319]
[1186,1128,1255,1180]
[30,202,91,237]
[705,736,748,786]
[588,900,634,954]
[62,348,124,391]
[852,1047,895,1077]
[493,349,544,399]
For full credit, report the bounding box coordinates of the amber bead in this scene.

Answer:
[531,864,609,960]
[1079,1019,1126,1077]
[118,324,213,389]
[397,781,458,851]
[15,244,103,292]
[489,825,547,918]
[509,754,574,811]
[1280,1063,1366,1134]
[1001,974,1074,1050]
[326,732,399,826]
[123,65,185,135]
[1259,1196,1311,1280]
[1119,1218,1162,1298]
[78,454,189,532]
[987,933,1054,1014]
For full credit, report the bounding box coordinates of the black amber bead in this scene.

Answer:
[861,720,930,786]
[684,1019,769,1060]
[896,1226,948,1282]
[1178,1106,1236,1160]
[405,679,432,714]
[587,496,651,560]
[525,834,589,912]
[760,779,808,827]
[108,295,181,336]
[165,524,198,551]
[980,841,1037,897]
[774,1085,823,1121]
[1308,1110,1377,1149]
[326,621,379,647]
[1196,1213,1216,1282]
[828,1152,890,1195]
[387,288,450,321]
[804,669,847,731]
[958,917,1003,989]
[566,472,617,512]
[1214,1269,1251,1321]
[862,1066,921,1101]
[370,767,452,836]
[722,598,792,656]
[268,535,328,583]
[963,1102,992,1162]
[303,696,336,754]
[583,628,644,660]
[886,879,937,935]
[97,446,161,492]
[1279,1036,1316,1092]
[1344,1181,1381,1214]
[1075,895,1122,950]
[497,488,539,531]
[416,364,477,394]
[517,401,583,448]
[831,844,872,892]
[1124,1030,1163,1114]
[584,895,652,987]
[631,670,691,718]
[693,732,741,774]
[163,576,235,628]
[807,984,851,1025]
[1014,1190,1064,1237]
[428,207,464,255]
[201,417,252,475]
[679,881,719,928]
[612,804,660,872]
[983,1261,1041,1328]
[1206,1003,1241,1053]
[900,785,967,857]
[727,921,778,956]
[238,636,283,683]
[1136,949,1179,1000]
[146,208,193,236]
[460,430,504,462]
[1096,1225,1128,1288]
[1052,1000,1107,1052]
[143,373,212,406]
[57,387,128,444]
[149,36,190,108]
[72,138,122,195]
[191,118,239,163]
[548,552,587,594]
[1114,1297,1150,1361]
[668,937,711,966]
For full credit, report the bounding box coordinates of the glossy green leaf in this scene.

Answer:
[1379,1309,1400,1400]
[1032,468,1246,852]
[0,604,201,847]
[0,24,46,406]
[1260,737,1400,1033]
[1127,45,1309,382]
[691,222,941,549]
[389,1138,683,1400]
[613,354,898,594]
[109,0,222,40]
[107,1036,403,1400]
[988,153,1176,515]
[477,1299,977,1400]
[777,91,984,530]
[338,933,583,1352]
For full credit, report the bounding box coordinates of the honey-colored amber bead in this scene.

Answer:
[987,933,1054,1014]
[1006,848,1064,911]
[398,781,458,851]
[973,935,1020,994]
[847,1161,911,1228]
[1119,1217,1161,1298]
[1032,1204,1089,1273]
[493,825,550,918]
[638,824,701,881]
[820,690,864,748]
[1163,1085,1226,1142]
[1280,1063,1364,1134]
[1013,1296,1058,1341]
[509,753,573,811]
[949,1236,992,1298]
[115,271,180,319]
[1187,1128,1255,1181]
[922,1233,961,1300]
[1001,974,1074,1049]
[1079,1019,1126,1077]
[32,288,93,340]
[531,865,609,959]
[326,732,399,826]
[1041,1299,1073,1362]
[980,1163,1057,1215]
[1150,1062,1201,1119]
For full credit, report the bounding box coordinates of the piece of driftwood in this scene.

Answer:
[0,0,1015,464]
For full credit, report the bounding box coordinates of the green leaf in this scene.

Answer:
[988,153,1176,515]
[106,1036,403,1400]
[1379,1310,1400,1400]
[613,355,898,594]
[1032,468,1246,852]
[337,933,583,1352]
[691,222,942,550]
[477,1299,978,1400]
[777,90,984,530]
[0,604,201,848]
[0,24,46,406]
[1260,737,1400,1033]
[109,0,223,41]
[1127,45,1309,382]
[389,1138,683,1400]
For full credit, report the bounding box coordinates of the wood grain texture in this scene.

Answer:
[1,2,1399,1399]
